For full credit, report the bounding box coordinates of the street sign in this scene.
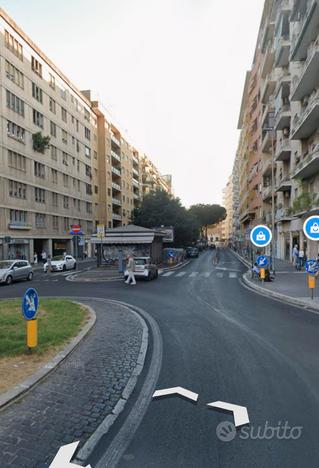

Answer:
[70,224,83,236]
[256,255,268,267]
[22,288,39,320]
[303,216,319,241]
[305,259,319,275]
[96,224,105,239]
[250,225,272,248]
[168,249,175,258]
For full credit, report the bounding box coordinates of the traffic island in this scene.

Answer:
[0,298,148,468]
[0,299,91,398]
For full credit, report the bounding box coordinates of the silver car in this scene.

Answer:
[0,260,33,285]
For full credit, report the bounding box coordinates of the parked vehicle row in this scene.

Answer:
[0,260,33,285]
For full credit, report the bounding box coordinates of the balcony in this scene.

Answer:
[112,182,121,192]
[112,166,121,177]
[261,41,274,78]
[262,155,272,176]
[261,129,275,153]
[133,193,140,200]
[274,36,290,67]
[275,137,291,161]
[111,134,120,147]
[8,221,32,230]
[133,155,139,165]
[290,90,319,139]
[291,0,319,61]
[261,72,276,104]
[292,143,319,179]
[261,185,272,201]
[132,179,139,188]
[133,168,139,177]
[239,208,256,223]
[290,38,319,101]
[274,103,291,130]
[275,207,294,221]
[111,150,121,163]
[276,174,292,192]
[112,213,122,221]
[112,197,122,206]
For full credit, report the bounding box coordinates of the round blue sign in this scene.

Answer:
[303,216,319,241]
[250,225,272,248]
[22,288,39,320]
[168,250,175,258]
[305,259,319,275]
[256,255,268,267]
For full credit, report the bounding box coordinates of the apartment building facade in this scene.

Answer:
[0,9,171,262]
[235,0,319,261]
[141,155,172,195]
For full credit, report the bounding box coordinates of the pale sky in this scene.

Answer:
[2,0,265,206]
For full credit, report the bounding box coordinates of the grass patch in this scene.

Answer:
[0,299,88,357]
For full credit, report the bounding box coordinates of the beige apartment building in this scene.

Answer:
[0,9,171,262]
[234,0,319,261]
[222,176,233,243]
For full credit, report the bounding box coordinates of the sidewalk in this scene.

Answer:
[231,249,319,311]
[0,299,147,468]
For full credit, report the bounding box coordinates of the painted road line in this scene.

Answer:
[175,272,186,277]
[162,271,175,277]
[189,272,199,277]
[216,272,224,278]
[229,272,238,278]
[202,272,211,278]
[207,401,249,427]
[153,386,199,402]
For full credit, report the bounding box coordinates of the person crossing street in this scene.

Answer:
[125,254,136,285]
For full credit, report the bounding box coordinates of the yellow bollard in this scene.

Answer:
[260,268,265,280]
[308,275,316,289]
[27,319,38,348]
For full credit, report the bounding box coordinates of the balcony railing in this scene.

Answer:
[274,103,291,130]
[292,143,319,179]
[275,207,293,221]
[111,134,120,147]
[112,198,122,206]
[112,213,122,221]
[8,221,32,230]
[112,166,121,177]
[133,168,139,177]
[291,0,317,61]
[133,156,139,165]
[111,150,121,162]
[112,182,121,191]
[290,37,319,100]
[275,137,291,161]
[291,89,319,139]
[132,179,139,188]
[261,185,272,201]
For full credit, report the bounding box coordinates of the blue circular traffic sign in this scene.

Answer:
[22,288,39,320]
[250,225,272,248]
[256,255,268,267]
[303,216,319,241]
[305,259,319,275]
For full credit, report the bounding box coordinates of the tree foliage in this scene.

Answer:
[132,190,200,247]
[189,204,227,237]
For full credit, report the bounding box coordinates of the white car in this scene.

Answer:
[44,255,76,272]
[124,257,158,281]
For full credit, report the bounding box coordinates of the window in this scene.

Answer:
[62,129,68,144]
[33,109,44,128]
[34,161,45,178]
[84,108,90,122]
[51,145,57,161]
[62,152,68,166]
[85,146,91,158]
[52,216,59,230]
[10,209,27,224]
[35,187,45,203]
[85,165,92,178]
[51,169,58,184]
[7,121,25,142]
[63,196,69,209]
[108,188,111,196]
[6,90,25,116]
[31,56,42,77]
[52,192,58,207]
[76,119,79,132]
[49,73,55,90]
[60,88,67,100]
[77,180,80,191]
[63,174,69,187]
[84,127,91,140]
[9,180,26,199]
[35,213,46,227]
[8,150,26,171]
[86,184,92,195]
[86,202,92,213]
[76,140,80,153]
[61,107,67,123]
[5,30,23,60]
[5,61,24,88]
[50,121,57,137]
[32,83,43,103]
[64,217,69,231]
[49,98,56,114]
[94,151,97,160]
[77,160,80,172]
[94,185,98,194]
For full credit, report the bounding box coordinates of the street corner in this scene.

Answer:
[66,267,123,283]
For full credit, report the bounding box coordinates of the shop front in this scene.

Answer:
[53,239,72,256]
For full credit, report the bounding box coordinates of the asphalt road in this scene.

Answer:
[2,249,319,467]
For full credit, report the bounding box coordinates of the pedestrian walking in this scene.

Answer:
[46,254,52,273]
[33,252,38,265]
[215,247,220,265]
[292,244,299,266]
[125,254,136,285]
[297,249,304,270]
[41,250,47,264]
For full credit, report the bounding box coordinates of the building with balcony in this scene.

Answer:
[141,155,172,196]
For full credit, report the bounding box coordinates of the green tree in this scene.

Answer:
[189,204,226,238]
[132,190,199,246]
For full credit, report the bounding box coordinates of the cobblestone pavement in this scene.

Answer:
[0,300,144,468]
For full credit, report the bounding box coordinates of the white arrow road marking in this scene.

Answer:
[162,271,175,277]
[153,386,198,402]
[207,401,249,427]
[202,272,211,278]
[229,272,237,278]
[49,441,91,467]
[176,271,186,277]
[189,272,199,277]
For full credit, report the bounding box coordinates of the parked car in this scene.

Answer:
[186,247,199,258]
[43,255,76,272]
[0,260,33,285]
[124,257,158,281]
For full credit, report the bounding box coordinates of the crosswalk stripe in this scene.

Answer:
[229,272,237,278]
[202,272,211,278]
[216,272,224,278]
[162,271,175,277]
[189,272,199,277]
[175,271,186,277]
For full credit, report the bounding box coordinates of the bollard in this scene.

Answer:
[308,274,316,300]
[27,319,38,348]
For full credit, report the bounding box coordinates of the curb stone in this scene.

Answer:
[0,301,96,410]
